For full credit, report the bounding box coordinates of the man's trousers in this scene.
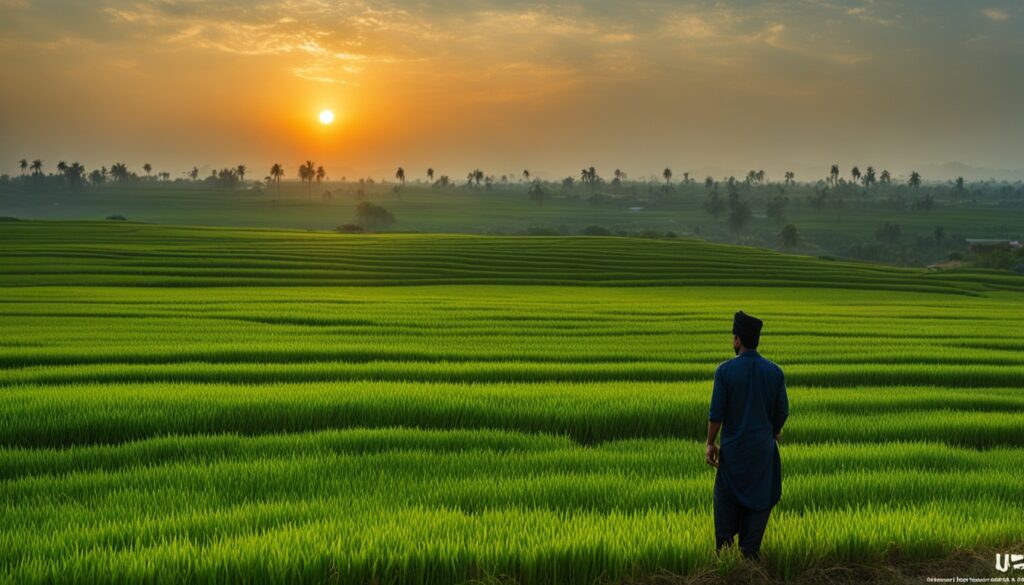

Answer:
[713,471,772,559]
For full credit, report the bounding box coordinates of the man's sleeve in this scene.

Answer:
[708,365,726,422]
[773,369,789,435]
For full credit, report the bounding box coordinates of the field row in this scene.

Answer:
[3,382,1022,448]
[2,427,1021,584]
[3,222,1021,292]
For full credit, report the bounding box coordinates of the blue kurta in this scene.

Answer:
[708,349,788,511]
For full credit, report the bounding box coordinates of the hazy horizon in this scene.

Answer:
[2,0,1022,181]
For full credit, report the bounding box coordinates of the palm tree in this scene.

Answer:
[30,159,43,177]
[299,160,316,200]
[143,163,152,178]
[66,162,86,188]
[863,166,876,187]
[522,169,530,182]
[110,162,130,183]
[395,167,405,185]
[18,159,28,175]
[784,171,795,185]
[189,167,199,181]
[472,169,484,187]
[829,164,839,186]
[755,170,766,184]
[909,171,921,188]
[705,176,715,191]
[427,168,434,182]
[663,168,672,185]
[851,166,861,184]
[315,165,325,186]
[270,163,284,197]
[880,169,891,185]
[236,165,246,183]
[57,161,68,176]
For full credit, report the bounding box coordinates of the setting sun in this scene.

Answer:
[318,109,335,125]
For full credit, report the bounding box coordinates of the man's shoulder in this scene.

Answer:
[757,355,784,375]
[715,357,740,373]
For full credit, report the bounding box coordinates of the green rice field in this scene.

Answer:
[2,221,1023,583]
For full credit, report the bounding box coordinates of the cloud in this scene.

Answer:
[981,8,1010,22]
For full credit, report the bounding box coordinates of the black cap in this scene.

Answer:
[733,311,763,338]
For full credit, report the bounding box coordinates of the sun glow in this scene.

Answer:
[318,109,335,125]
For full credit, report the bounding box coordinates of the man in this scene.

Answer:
[705,311,788,560]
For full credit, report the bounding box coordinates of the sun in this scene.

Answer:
[318,109,335,125]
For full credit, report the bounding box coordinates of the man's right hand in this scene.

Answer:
[705,443,719,468]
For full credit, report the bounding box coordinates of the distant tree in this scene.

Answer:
[580,166,598,185]
[30,159,43,177]
[683,172,690,184]
[851,166,861,185]
[236,165,246,183]
[88,169,104,185]
[612,168,623,187]
[427,168,434,182]
[561,176,575,190]
[355,201,396,230]
[143,163,152,178]
[953,176,965,200]
[875,222,902,246]
[745,170,757,185]
[755,169,766,184]
[436,175,450,188]
[270,163,284,197]
[18,159,28,175]
[704,188,724,220]
[880,169,891,185]
[66,162,86,188]
[663,168,672,185]
[780,224,800,251]
[528,180,546,207]
[863,166,876,187]
[395,167,405,185]
[766,194,788,224]
[934,226,945,244]
[912,193,935,212]
[522,169,530,182]
[908,171,921,188]
[110,162,130,183]
[829,164,839,186]
[705,176,715,191]
[472,169,484,187]
[316,166,325,186]
[189,167,200,181]
[57,161,68,176]
[784,171,795,185]
[726,191,751,235]
[299,160,316,200]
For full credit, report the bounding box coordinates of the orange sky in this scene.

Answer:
[1,1,1022,181]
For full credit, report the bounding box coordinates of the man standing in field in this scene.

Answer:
[705,311,788,560]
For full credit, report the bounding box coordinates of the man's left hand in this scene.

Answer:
[705,443,719,468]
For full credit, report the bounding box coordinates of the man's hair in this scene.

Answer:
[736,332,760,349]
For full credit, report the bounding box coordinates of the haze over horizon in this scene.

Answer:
[1,0,1022,181]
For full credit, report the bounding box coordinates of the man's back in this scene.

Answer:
[709,349,788,511]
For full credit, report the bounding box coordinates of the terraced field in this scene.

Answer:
[2,221,1023,584]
